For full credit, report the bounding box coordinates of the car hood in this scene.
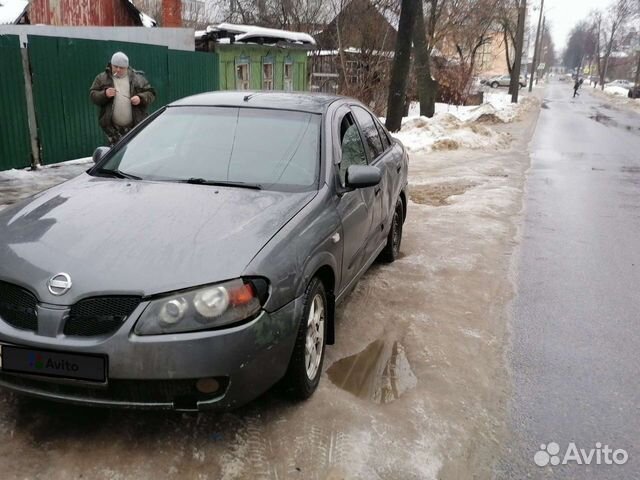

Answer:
[0,174,316,305]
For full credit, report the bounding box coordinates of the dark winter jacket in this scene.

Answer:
[89,65,156,133]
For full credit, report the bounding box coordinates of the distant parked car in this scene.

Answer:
[605,79,632,89]
[488,74,526,88]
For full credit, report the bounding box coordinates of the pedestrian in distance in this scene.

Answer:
[573,78,582,98]
[89,52,156,146]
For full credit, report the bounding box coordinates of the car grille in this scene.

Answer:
[0,372,229,406]
[0,281,38,332]
[63,296,141,337]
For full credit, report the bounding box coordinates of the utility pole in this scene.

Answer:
[528,0,544,92]
[535,16,545,84]
[511,0,527,103]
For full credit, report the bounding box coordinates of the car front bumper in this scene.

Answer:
[0,297,303,411]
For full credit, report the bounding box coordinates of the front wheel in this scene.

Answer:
[379,199,403,263]
[282,277,327,400]
[491,81,499,88]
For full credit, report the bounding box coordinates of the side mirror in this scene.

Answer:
[345,165,381,189]
[92,146,110,164]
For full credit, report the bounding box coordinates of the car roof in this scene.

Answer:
[168,91,346,114]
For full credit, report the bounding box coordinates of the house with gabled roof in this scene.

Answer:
[195,23,315,92]
[309,0,398,108]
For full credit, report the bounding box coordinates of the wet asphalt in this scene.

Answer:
[496,83,640,478]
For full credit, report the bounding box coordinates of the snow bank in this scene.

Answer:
[393,93,533,154]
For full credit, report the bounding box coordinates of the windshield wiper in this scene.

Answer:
[96,168,142,180]
[182,178,262,190]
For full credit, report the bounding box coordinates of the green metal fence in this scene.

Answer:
[168,50,219,102]
[0,35,32,170]
[24,35,219,166]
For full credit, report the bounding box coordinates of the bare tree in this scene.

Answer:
[447,0,504,104]
[220,0,329,31]
[593,0,635,89]
[413,0,465,116]
[497,0,518,76]
[563,20,597,72]
[509,0,525,102]
[386,0,418,132]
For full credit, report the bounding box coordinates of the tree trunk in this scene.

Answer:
[413,0,437,117]
[528,0,544,92]
[504,28,513,76]
[385,0,418,132]
[510,0,526,102]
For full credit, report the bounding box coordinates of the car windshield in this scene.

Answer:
[95,106,322,192]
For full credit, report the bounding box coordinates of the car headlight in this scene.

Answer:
[134,278,267,335]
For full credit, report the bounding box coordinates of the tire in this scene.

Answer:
[282,277,327,400]
[379,199,403,263]
[491,81,499,88]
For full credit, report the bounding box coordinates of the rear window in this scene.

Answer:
[97,106,321,192]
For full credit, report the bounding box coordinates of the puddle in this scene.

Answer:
[589,113,618,126]
[327,339,417,404]
[410,182,476,206]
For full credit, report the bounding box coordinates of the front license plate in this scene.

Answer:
[0,345,106,382]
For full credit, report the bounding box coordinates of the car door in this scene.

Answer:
[332,107,377,289]
[351,105,393,257]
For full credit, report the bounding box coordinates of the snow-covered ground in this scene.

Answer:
[592,85,640,114]
[393,93,537,154]
[0,158,92,211]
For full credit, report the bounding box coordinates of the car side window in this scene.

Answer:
[352,106,384,160]
[339,113,367,187]
[374,118,391,151]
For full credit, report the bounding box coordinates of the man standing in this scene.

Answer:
[89,52,156,145]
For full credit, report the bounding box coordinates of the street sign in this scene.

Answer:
[537,63,546,70]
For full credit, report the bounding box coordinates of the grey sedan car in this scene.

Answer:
[0,92,408,410]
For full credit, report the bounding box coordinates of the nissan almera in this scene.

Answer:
[0,92,408,410]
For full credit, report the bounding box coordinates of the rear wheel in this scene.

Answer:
[282,277,327,400]
[491,81,499,88]
[380,199,403,263]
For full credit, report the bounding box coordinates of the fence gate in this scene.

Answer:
[28,35,172,165]
[0,35,32,170]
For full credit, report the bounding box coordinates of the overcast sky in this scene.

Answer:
[543,0,613,52]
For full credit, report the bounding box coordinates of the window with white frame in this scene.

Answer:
[263,60,274,90]
[236,59,250,90]
[284,61,294,91]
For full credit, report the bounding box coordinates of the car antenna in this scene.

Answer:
[243,92,262,102]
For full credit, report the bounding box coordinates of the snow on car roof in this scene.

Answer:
[0,0,28,24]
